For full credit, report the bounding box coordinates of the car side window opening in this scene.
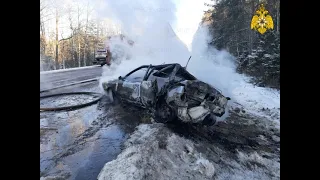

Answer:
[124,67,149,82]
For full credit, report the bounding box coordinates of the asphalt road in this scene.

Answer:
[40,66,103,91]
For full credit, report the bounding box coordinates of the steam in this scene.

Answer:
[188,26,242,99]
[98,0,246,120]
[98,0,191,89]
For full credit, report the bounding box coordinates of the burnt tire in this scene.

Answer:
[201,114,217,126]
[154,100,176,123]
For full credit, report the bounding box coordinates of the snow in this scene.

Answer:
[40,65,100,75]
[97,124,216,180]
[248,54,258,59]
[234,151,280,179]
[194,158,215,177]
[230,76,280,127]
[264,54,272,58]
[98,123,279,180]
[40,94,98,107]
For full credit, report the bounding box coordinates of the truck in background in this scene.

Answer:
[93,42,110,67]
[93,35,134,67]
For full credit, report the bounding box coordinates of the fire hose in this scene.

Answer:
[40,79,103,112]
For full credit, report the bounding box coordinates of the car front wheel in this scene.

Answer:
[154,99,176,123]
[201,114,217,126]
[105,88,114,103]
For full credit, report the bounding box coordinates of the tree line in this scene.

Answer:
[203,0,280,89]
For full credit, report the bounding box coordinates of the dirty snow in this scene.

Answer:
[98,120,280,180]
[40,94,99,108]
[98,124,215,180]
[215,150,280,180]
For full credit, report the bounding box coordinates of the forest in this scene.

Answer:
[203,0,280,89]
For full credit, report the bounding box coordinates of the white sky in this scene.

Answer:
[172,0,212,50]
[42,0,214,48]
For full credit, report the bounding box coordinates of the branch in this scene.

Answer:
[235,27,250,33]
[59,36,73,42]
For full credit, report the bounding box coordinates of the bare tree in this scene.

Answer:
[40,0,121,70]
[83,1,90,66]
[77,5,81,67]
[40,0,48,55]
[67,5,76,65]
[55,9,59,69]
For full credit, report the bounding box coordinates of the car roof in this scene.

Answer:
[123,63,197,81]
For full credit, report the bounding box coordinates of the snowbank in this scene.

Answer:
[97,124,215,180]
[40,65,100,75]
[97,123,280,180]
[228,75,280,128]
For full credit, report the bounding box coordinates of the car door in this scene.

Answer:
[117,67,157,108]
[118,79,142,106]
[116,68,146,106]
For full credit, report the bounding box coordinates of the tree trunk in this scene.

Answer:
[62,42,65,69]
[71,32,75,64]
[83,2,90,67]
[77,6,81,67]
[40,17,46,55]
[249,0,256,53]
[55,9,59,70]
[237,43,239,57]
[78,36,81,67]
[83,45,86,66]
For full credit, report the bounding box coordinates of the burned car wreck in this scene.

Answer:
[102,63,230,126]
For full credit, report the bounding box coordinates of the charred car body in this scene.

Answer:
[102,63,230,126]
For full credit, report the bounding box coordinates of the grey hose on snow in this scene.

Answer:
[40,92,103,111]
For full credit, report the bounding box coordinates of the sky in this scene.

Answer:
[172,0,212,49]
[42,0,214,49]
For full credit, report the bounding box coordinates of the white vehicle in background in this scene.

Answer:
[93,41,109,66]
[93,48,108,66]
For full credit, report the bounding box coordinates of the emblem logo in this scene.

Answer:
[251,4,274,34]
